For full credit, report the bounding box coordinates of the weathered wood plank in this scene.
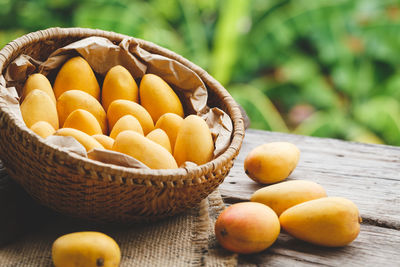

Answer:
[2,129,399,265]
[220,129,400,229]
[237,224,400,267]
[220,129,400,266]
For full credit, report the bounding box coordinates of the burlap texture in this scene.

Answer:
[0,190,237,267]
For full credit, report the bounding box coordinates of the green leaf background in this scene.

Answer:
[1,0,399,146]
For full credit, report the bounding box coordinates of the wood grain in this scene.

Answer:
[237,224,400,266]
[219,129,400,265]
[220,129,400,228]
[2,129,399,265]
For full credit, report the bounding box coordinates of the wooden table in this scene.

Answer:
[1,129,399,266]
[219,129,400,266]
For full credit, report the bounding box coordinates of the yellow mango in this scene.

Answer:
[139,74,184,122]
[244,142,300,184]
[112,130,178,169]
[53,56,100,100]
[215,202,280,254]
[55,128,104,152]
[251,180,327,216]
[155,113,183,153]
[279,197,361,247]
[21,73,56,103]
[20,89,59,130]
[109,115,144,139]
[57,90,107,134]
[146,128,172,153]
[173,115,214,166]
[107,99,154,134]
[52,231,120,267]
[92,134,114,150]
[30,121,56,138]
[63,109,102,136]
[101,65,139,111]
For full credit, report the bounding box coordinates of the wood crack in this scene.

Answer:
[298,168,400,182]
[221,195,246,204]
[272,252,333,267]
[361,216,400,230]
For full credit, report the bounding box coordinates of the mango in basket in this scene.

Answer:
[139,74,184,123]
[52,231,120,267]
[57,90,107,134]
[53,56,100,100]
[112,130,178,169]
[251,180,327,216]
[279,197,361,247]
[174,115,213,166]
[102,65,139,111]
[21,73,56,104]
[21,89,59,130]
[244,142,300,184]
[55,128,104,152]
[215,202,280,254]
[109,115,144,139]
[155,113,183,153]
[107,99,154,135]
[146,128,172,153]
[30,121,56,138]
[63,109,103,136]
[92,134,115,150]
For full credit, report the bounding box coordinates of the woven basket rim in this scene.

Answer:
[0,27,245,185]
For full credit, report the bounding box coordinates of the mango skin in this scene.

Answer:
[279,197,361,247]
[22,73,56,103]
[244,142,300,184]
[107,99,154,135]
[215,202,280,254]
[20,89,59,130]
[112,130,178,169]
[30,121,56,138]
[52,231,120,267]
[173,115,214,166]
[251,180,327,216]
[109,115,144,139]
[146,128,172,153]
[55,128,104,152]
[155,113,183,153]
[63,109,103,136]
[139,74,184,122]
[57,90,107,134]
[101,65,138,111]
[53,56,100,100]
[92,135,114,150]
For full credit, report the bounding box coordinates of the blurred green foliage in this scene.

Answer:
[1,0,400,145]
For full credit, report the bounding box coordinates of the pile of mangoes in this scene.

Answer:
[21,56,361,262]
[215,142,362,254]
[20,57,214,169]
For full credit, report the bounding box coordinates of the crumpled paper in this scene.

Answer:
[0,36,234,169]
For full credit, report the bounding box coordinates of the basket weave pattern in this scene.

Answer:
[0,27,244,223]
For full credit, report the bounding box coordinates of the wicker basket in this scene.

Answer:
[0,27,245,223]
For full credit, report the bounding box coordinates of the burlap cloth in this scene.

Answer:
[0,187,237,267]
